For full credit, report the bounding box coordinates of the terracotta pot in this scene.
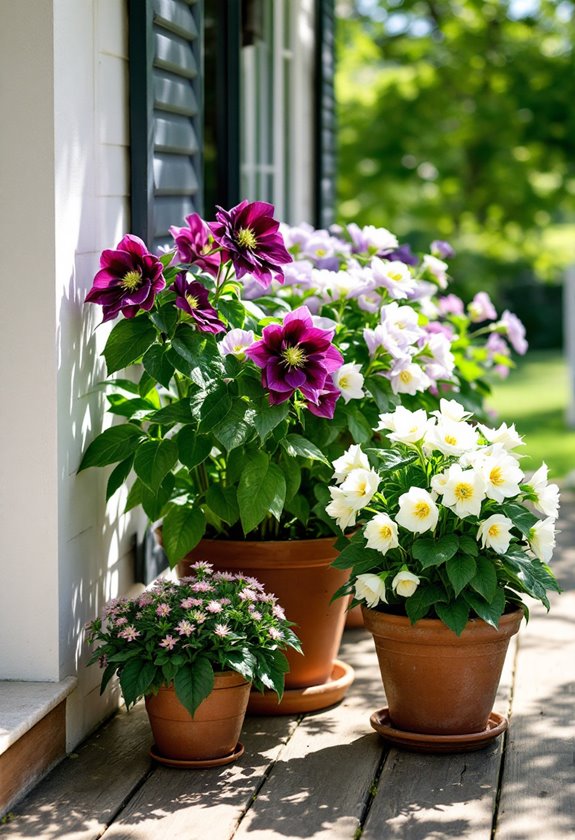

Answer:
[145,671,250,761]
[362,606,523,735]
[345,603,365,629]
[178,537,350,689]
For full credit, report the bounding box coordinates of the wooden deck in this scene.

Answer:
[2,496,574,840]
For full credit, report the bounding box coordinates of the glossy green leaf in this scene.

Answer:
[78,425,143,471]
[103,315,157,375]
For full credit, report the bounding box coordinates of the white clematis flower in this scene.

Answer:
[355,573,388,608]
[389,361,432,396]
[528,518,556,563]
[392,570,421,598]
[332,363,365,403]
[477,514,514,555]
[371,257,419,300]
[478,421,524,456]
[325,487,358,531]
[527,464,560,520]
[479,450,524,503]
[431,398,471,423]
[425,418,479,457]
[332,444,370,484]
[339,468,380,511]
[395,487,439,533]
[441,464,487,518]
[377,405,430,444]
[364,513,399,554]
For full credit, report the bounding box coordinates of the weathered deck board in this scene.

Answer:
[0,703,152,840]
[495,496,575,840]
[231,633,384,840]
[99,715,298,840]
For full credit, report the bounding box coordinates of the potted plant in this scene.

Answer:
[86,562,301,767]
[79,201,528,711]
[324,398,561,752]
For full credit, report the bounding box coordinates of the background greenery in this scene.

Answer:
[335,0,575,348]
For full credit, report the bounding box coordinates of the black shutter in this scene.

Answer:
[314,0,337,229]
[129,0,204,250]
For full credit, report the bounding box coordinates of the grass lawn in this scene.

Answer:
[487,349,575,481]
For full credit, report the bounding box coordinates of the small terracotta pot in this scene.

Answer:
[145,671,250,761]
[345,603,365,629]
[178,537,350,689]
[363,606,523,735]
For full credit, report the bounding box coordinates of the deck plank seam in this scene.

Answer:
[98,763,157,839]
[352,744,390,839]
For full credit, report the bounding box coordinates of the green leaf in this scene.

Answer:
[501,502,539,537]
[284,493,310,525]
[174,657,214,716]
[205,484,240,525]
[198,386,232,431]
[147,399,194,426]
[281,456,301,501]
[133,438,179,491]
[366,377,395,412]
[218,298,246,328]
[171,326,226,387]
[412,534,459,569]
[143,344,175,389]
[405,584,448,623]
[213,400,253,451]
[124,477,145,513]
[463,588,506,629]
[141,473,175,521]
[106,455,134,500]
[178,428,212,469]
[435,598,470,636]
[162,504,206,566]
[98,661,118,695]
[119,659,156,708]
[237,452,287,534]
[366,448,418,472]
[103,315,157,375]
[458,535,479,557]
[106,395,155,419]
[446,554,477,598]
[347,406,373,444]
[150,302,178,336]
[280,434,330,464]
[253,400,290,441]
[78,425,144,471]
[470,556,498,601]
[225,648,256,682]
[253,648,290,699]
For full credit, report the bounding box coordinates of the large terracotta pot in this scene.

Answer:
[145,671,250,762]
[363,606,523,735]
[178,537,350,690]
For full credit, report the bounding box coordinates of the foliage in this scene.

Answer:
[86,564,301,714]
[336,0,575,317]
[325,399,561,634]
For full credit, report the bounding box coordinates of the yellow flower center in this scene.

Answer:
[489,466,504,486]
[488,524,501,538]
[236,227,257,249]
[399,370,412,383]
[281,346,307,369]
[120,269,143,291]
[379,525,393,540]
[339,375,349,389]
[414,501,430,519]
[444,435,457,446]
[185,293,199,310]
[316,248,327,257]
[389,271,403,282]
[454,482,473,501]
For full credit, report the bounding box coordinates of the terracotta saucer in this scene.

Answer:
[149,741,244,769]
[370,708,508,754]
[248,659,355,716]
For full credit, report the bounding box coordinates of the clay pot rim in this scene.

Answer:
[153,670,251,693]
[173,534,340,569]
[362,605,524,643]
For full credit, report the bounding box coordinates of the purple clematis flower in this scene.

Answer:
[245,305,343,408]
[85,234,166,322]
[385,244,419,266]
[430,240,455,259]
[208,200,292,288]
[169,213,222,276]
[171,273,225,334]
[305,379,341,419]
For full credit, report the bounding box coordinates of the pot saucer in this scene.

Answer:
[149,741,244,769]
[370,708,508,753]
[248,659,355,716]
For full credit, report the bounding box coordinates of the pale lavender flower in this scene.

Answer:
[156,603,171,617]
[268,627,284,641]
[219,328,255,359]
[431,240,455,259]
[191,581,213,593]
[468,291,497,323]
[437,294,464,316]
[214,623,231,638]
[273,605,286,620]
[206,600,223,613]
[181,596,203,609]
[500,310,528,355]
[213,572,236,582]
[114,616,128,626]
[238,589,258,602]
[189,561,214,574]
[160,635,178,650]
[118,625,141,642]
[176,620,194,636]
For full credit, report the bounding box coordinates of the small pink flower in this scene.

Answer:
[181,597,203,609]
[189,561,214,574]
[239,589,258,602]
[191,581,213,593]
[176,620,195,637]
[118,625,141,642]
[156,603,171,617]
[214,623,230,638]
[190,610,207,624]
[114,616,128,626]
[268,627,284,641]
[206,600,223,613]
[160,635,178,650]
[273,605,286,620]
[250,610,263,621]
[214,571,235,582]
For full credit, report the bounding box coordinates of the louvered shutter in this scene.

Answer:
[314,0,337,229]
[129,0,204,250]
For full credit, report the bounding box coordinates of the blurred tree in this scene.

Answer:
[336,0,575,338]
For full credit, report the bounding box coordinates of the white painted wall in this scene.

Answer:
[0,0,143,748]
